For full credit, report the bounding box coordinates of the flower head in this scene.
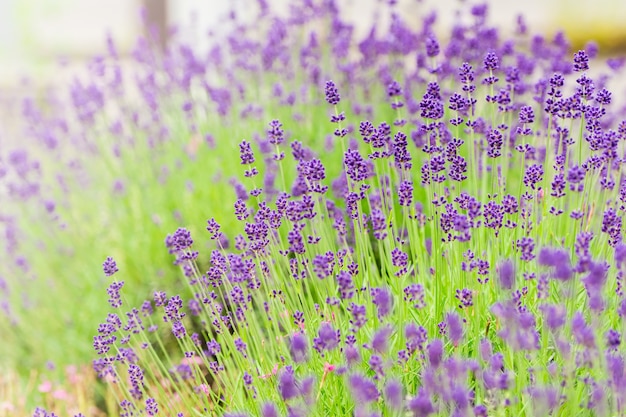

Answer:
[325,80,340,105]
[102,257,118,276]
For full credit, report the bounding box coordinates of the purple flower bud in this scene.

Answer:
[278,368,299,401]
[484,52,499,71]
[325,80,340,105]
[371,326,393,354]
[516,237,536,261]
[606,329,621,350]
[103,257,119,276]
[145,398,158,416]
[371,287,393,319]
[290,332,309,363]
[427,339,444,367]
[384,378,403,410]
[573,50,589,72]
[106,281,124,308]
[387,80,402,97]
[446,312,464,345]
[615,243,626,268]
[267,120,284,145]
[172,321,186,339]
[538,304,567,331]
[425,35,440,57]
[348,374,379,404]
[337,270,355,299]
[398,180,413,207]
[239,140,255,165]
[313,322,340,355]
[571,311,595,348]
[408,388,434,416]
[261,403,278,417]
[498,259,515,290]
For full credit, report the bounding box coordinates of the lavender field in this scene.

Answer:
[1,1,626,416]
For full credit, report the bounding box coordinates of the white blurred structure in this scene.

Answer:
[167,0,556,56]
[1,0,626,88]
[0,0,141,86]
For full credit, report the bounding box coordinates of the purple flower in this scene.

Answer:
[474,404,488,417]
[539,304,567,331]
[207,339,221,355]
[165,228,194,252]
[348,374,379,403]
[571,311,595,348]
[391,247,408,269]
[325,80,340,105]
[516,237,535,261]
[145,398,158,416]
[427,338,444,367]
[446,312,464,345]
[387,80,402,97]
[344,344,361,367]
[408,388,434,416]
[370,208,388,240]
[267,119,284,145]
[384,378,403,410]
[337,270,355,299]
[371,287,393,319]
[455,288,473,309]
[459,62,476,93]
[537,248,572,281]
[602,207,622,246]
[615,243,626,269]
[371,325,393,354]
[606,329,621,350]
[103,257,119,276]
[172,321,186,339]
[486,129,503,157]
[499,194,517,215]
[497,259,515,290]
[106,281,124,308]
[239,140,255,165]
[206,218,223,241]
[523,164,543,190]
[484,51,499,71]
[573,50,589,72]
[348,303,367,331]
[425,35,440,57]
[344,149,371,182]
[313,322,340,355]
[582,261,608,311]
[290,332,309,363]
[278,368,299,401]
[235,337,248,357]
[261,403,278,417]
[518,105,535,124]
[368,354,385,380]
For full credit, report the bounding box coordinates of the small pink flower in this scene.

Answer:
[195,384,211,396]
[324,362,336,373]
[38,381,52,393]
[181,356,203,366]
[260,363,279,380]
[0,401,15,411]
[53,389,69,400]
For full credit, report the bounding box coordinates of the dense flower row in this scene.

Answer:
[90,1,626,414]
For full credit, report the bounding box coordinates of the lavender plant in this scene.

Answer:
[3,0,626,416]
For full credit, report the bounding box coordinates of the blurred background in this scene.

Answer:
[0,0,625,142]
[1,0,626,90]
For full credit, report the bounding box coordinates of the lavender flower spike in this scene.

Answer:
[103,256,119,276]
